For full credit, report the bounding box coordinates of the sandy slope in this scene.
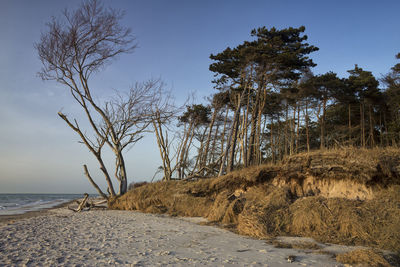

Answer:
[0,208,342,266]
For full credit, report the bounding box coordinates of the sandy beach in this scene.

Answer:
[0,205,348,267]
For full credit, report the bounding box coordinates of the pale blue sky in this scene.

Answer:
[0,0,399,193]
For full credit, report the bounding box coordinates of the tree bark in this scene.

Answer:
[177,121,194,179]
[369,103,375,147]
[219,93,242,176]
[296,103,300,154]
[227,107,240,172]
[219,106,229,161]
[201,108,218,172]
[152,116,172,181]
[361,101,365,148]
[284,102,289,156]
[348,103,352,145]
[270,119,275,163]
[305,100,310,153]
[320,98,326,150]
[83,166,108,199]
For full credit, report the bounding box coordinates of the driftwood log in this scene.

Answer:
[68,193,107,212]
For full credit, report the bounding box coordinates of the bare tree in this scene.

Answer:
[149,88,179,181]
[36,0,158,198]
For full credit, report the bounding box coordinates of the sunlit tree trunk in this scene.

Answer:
[219,94,242,176]
[348,103,352,146]
[369,103,375,147]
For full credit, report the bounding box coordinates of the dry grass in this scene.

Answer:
[209,164,280,192]
[280,146,400,185]
[237,185,292,238]
[111,180,215,217]
[287,185,400,252]
[110,147,400,260]
[336,249,391,267]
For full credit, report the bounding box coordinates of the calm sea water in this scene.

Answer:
[0,194,84,215]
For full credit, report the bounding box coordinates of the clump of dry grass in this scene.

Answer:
[221,198,245,225]
[110,147,400,255]
[290,197,374,245]
[110,180,215,217]
[336,249,391,267]
[237,185,292,238]
[287,186,400,252]
[209,164,279,193]
[207,190,232,222]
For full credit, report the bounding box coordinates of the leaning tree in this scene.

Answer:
[36,0,162,199]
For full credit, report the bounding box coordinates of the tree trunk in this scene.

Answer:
[290,104,296,155]
[270,119,275,163]
[219,94,242,176]
[116,152,128,195]
[305,100,310,153]
[379,112,383,146]
[360,101,365,148]
[227,107,240,172]
[192,127,208,174]
[277,116,282,160]
[243,95,250,168]
[178,121,194,179]
[182,125,196,178]
[348,103,352,145]
[255,101,264,164]
[219,106,229,160]
[201,108,218,171]
[369,103,375,147]
[320,98,326,150]
[239,111,246,167]
[83,166,108,199]
[296,103,300,154]
[284,102,289,156]
[209,124,220,166]
[152,117,172,181]
[384,112,389,146]
[247,107,259,166]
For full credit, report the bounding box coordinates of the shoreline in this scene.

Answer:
[0,199,76,225]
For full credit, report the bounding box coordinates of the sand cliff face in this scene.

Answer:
[272,176,375,200]
[269,148,400,200]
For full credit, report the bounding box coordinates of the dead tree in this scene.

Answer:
[68,193,108,212]
[150,91,178,181]
[36,0,162,198]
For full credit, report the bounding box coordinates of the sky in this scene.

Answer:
[0,0,399,193]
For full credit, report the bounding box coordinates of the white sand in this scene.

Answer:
[0,207,343,266]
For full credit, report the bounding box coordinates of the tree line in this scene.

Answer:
[37,0,400,197]
[154,27,400,181]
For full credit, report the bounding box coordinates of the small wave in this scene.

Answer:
[0,194,81,215]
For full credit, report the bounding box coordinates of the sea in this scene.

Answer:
[0,194,84,215]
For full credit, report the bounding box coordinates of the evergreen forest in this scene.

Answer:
[152,26,400,181]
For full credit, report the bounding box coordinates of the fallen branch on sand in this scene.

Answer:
[68,193,107,212]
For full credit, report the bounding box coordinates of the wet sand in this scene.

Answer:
[0,200,75,225]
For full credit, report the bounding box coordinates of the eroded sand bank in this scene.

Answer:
[0,207,342,266]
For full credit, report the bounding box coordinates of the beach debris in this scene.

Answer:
[68,193,107,212]
[287,255,296,263]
